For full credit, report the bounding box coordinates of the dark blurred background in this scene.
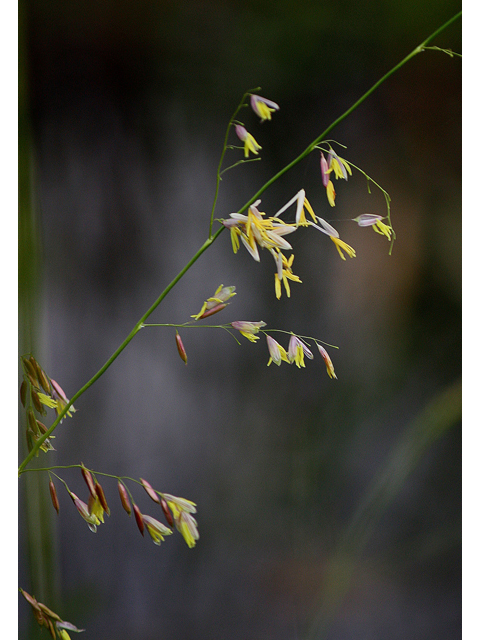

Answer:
[19,1,461,639]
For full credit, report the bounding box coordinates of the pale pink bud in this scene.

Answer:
[140,478,160,504]
[353,213,384,227]
[320,152,330,187]
[235,124,249,142]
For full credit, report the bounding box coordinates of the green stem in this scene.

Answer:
[18,12,460,474]
[233,11,461,217]
[208,88,260,237]
[18,229,223,474]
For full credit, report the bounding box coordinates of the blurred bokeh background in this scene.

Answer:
[19,1,461,639]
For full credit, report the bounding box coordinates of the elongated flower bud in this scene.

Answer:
[175,331,188,365]
[20,588,41,611]
[320,152,330,188]
[317,344,337,379]
[133,503,145,536]
[81,466,97,497]
[49,480,60,514]
[27,408,39,435]
[37,602,62,622]
[140,478,160,504]
[161,498,174,527]
[31,390,44,414]
[37,369,51,394]
[20,381,27,407]
[198,303,227,319]
[117,481,132,515]
[30,358,50,393]
[26,428,33,452]
[23,358,39,387]
[95,482,110,515]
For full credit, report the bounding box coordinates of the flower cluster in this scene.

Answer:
[20,588,85,640]
[138,478,199,548]
[57,467,111,534]
[49,469,199,549]
[192,284,237,320]
[225,97,394,298]
[223,189,356,298]
[162,493,199,548]
[233,94,279,158]
[231,322,337,379]
[20,356,76,455]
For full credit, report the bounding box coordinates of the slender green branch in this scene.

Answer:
[263,328,339,350]
[18,12,461,474]
[208,87,261,237]
[231,11,461,219]
[18,229,223,474]
[220,156,262,176]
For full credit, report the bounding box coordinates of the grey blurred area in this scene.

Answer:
[19,1,461,639]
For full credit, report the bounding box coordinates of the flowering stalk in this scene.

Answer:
[18,14,461,474]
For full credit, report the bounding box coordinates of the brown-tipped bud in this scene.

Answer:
[37,369,51,394]
[37,602,62,623]
[23,358,39,386]
[36,420,48,435]
[27,409,40,435]
[140,478,160,504]
[199,302,227,319]
[95,482,110,515]
[20,380,27,407]
[31,390,44,414]
[29,356,50,393]
[20,588,40,611]
[117,481,132,515]
[26,428,34,452]
[175,331,188,365]
[81,466,97,497]
[49,480,60,514]
[33,607,46,627]
[133,503,145,536]
[46,616,56,639]
[161,498,175,527]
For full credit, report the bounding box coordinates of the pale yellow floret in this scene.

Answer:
[243,133,261,157]
[274,253,302,299]
[372,220,393,240]
[256,102,275,121]
[37,393,57,409]
[326,181,336,207]
[330,236,356,260]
